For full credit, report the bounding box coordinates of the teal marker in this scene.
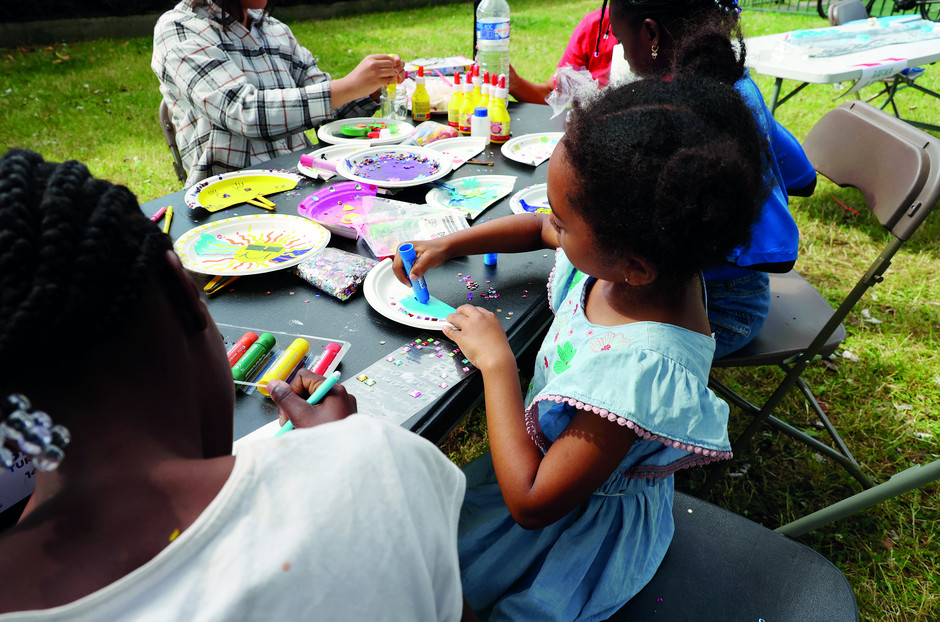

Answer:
[274,371,342,437]
[232,332,277,382]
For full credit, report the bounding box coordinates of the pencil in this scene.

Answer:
[273,371,342,437]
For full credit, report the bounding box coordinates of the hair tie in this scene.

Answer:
[0,393,70,471]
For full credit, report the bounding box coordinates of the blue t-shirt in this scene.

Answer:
[703,73,816,281]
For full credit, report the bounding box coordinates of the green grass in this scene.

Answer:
[2,2,939,619]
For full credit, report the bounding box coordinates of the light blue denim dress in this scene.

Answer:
[458,251,733,621]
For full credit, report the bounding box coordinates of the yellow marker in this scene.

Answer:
[161,206,174,234]
[256,338,310,396]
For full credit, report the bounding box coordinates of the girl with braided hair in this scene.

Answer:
[392,75,766,620]
[604,0,818,358]
[0,149,469,620]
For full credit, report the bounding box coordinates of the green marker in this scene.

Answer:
[232,332,277,382]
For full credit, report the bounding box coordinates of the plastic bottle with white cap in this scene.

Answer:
[471,106,490,138]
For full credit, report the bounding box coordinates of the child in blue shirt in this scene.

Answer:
[394,74,766,620]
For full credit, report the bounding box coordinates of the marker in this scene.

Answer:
[398,242,430,304]
[274,371,342,437]
[231,332,277,383]
[162,206,174,234]
[150,206,167,222]
[227,331,259,366]
[484,253,498,266]
[256,338,310,397]
[311,342,343,376]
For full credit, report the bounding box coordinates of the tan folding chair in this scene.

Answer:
[159,100,187,184]
[703,100,940,492]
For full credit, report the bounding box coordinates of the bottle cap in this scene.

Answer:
[474,107,488,117]
[418,65,425,77]
[454,73,461,85]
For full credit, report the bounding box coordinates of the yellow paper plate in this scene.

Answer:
[184,170,303,212]
[174,214,330,276]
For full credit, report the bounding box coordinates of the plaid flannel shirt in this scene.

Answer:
[152,0,377,186]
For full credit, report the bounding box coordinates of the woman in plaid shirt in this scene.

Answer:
[153,0,403,186]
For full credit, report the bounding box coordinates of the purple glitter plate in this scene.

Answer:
[296,181,379,239]
[336,146,453,189]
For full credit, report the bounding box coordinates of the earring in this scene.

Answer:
[624,276,630,284]
[651,45,659,60]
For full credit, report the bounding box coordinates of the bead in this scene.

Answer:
[17,424,51,455]
[34,444,65,472]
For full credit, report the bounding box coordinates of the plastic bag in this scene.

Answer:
[295,247,377,300]
[546,64,601,119]
[354,196,470,258]
[410,120,459,146]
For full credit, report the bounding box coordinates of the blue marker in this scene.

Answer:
[398,242,430,304]
[484,253,498,266]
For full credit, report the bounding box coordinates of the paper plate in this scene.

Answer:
[364,259,459,330]
[174,214,331,276]
[427,136,487,169]
[425,175,517,220]
[509,183,551,215]
[500,132,564,167]
[296,181,379,239]
[336,145,452,188]
[317,117,415,146]
[296,144,371,180]
[184,170,303,212]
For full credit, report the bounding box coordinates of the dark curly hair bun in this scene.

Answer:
[562,77,767,289]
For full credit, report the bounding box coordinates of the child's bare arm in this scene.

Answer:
[445,305,634,530]
[392,213,559,285]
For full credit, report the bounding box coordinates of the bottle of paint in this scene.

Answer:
[459,71,476,135]
[489,74,511,144]
[471,107,490,138]
[447,72,463,129]
[412,66,431,122]
[479,70,491,110]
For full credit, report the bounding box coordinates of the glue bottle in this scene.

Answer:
[459,71,476,135]
[479,70,491,110]
[448,72,463,129]
[412,66,431,122]
[471,106,490,139]
[489,74,511,144]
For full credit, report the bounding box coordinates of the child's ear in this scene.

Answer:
[161,250,210,334]
[623,256,658,287]
[642,19,661,47]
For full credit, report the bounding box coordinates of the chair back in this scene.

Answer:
[159,100,187,184]
[828,0,868,25]
[802,101,940,241]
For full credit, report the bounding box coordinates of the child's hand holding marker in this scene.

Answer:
[392,239,450,289]
[268,369,356,433]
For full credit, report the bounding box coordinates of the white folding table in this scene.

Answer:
[745,18,940,132]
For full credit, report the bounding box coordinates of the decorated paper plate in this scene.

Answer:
[174,214,331,276]
[500,132,564,167]
[426,136,487,169]
[509,183,551,215]
[336,145,453,188]
[184,170,303,212]
[425,175,517,220]
[296,144,371,180]
[296,181,379,239]
[317,117,415,146]
[364,259,457,331]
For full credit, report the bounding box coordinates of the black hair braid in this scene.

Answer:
[0,149,173,390]
[563,77,765,289]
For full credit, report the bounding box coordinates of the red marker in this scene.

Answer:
[227,331,259,367]
[311,342,343,375]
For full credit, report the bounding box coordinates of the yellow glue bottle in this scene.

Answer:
[447,73,463,129]
[479,71,491,110]
[489,74,511,144]
[459,70,476,135]
[412,66,431,122]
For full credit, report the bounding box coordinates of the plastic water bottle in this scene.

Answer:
[475,0,510,79]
